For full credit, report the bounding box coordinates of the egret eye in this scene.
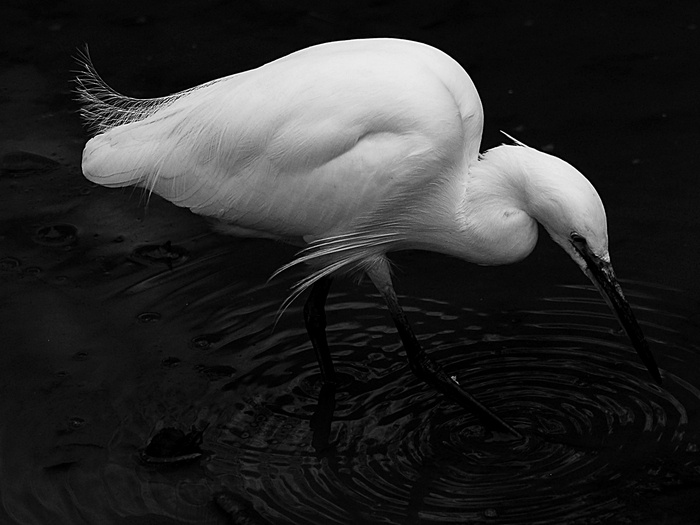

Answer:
[569,233,592,264]
[570,232,586,244]
[570,232,587,251]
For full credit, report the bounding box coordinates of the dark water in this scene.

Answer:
[1,1,699,524]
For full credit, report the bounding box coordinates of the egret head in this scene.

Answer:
[508,148,607,268]
[503,145,662,384]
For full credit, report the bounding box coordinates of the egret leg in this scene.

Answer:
[303,276,336,384]
[366,258,521,438]
[310,381,337,455]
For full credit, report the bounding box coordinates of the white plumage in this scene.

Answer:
[77,38,661,433]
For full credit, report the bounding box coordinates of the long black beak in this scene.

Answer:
[571,234,662,384]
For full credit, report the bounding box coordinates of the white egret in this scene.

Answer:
[77,39,661,437]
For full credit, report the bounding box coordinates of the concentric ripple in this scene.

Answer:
[196,280,699,525]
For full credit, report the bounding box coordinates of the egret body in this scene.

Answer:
[78,39,661,436]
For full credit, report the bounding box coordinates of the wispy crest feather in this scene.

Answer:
[500,131,531,148]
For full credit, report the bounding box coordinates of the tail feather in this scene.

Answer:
[75,48,236,196]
